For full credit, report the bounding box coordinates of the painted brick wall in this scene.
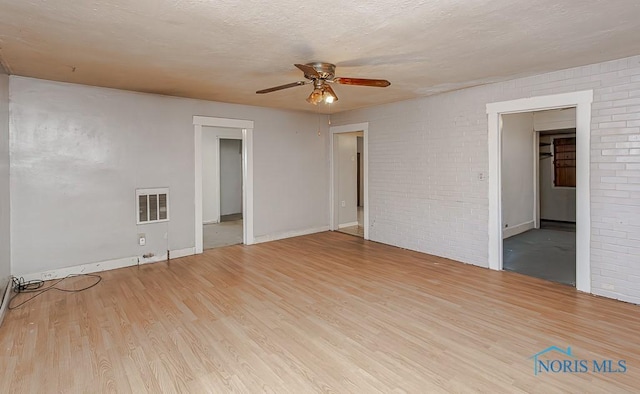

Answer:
[332,55,640,304]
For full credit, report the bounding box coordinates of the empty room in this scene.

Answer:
[1,1,640,392]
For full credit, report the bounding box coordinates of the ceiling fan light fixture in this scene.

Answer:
[306,88,323,105]
[256,62,390,105]
[323,89,335,104]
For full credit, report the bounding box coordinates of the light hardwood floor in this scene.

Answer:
[1,231,639,393]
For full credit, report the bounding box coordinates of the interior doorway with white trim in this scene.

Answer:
[486,90,592,293]
[193,115,254,254]
[329,122,369,240]
[334,131,364,238]
[202,127,244,249]
[501,108,577,285]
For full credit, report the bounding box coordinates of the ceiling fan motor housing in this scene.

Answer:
[305,62,336,81]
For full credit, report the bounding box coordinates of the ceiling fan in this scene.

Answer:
[256,62,391,105]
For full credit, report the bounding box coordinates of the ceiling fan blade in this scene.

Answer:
[334,77,391,87]
[256,81,307,94]
[323,84,338,102]
[295,63,321,78]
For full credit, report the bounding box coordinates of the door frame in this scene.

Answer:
[487,90,593,293]
[357,152,361,207]
[329,122,369,240]
[533,131,541,230]
[193,116,254,253]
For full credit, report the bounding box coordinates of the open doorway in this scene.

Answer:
[193,116,254,253]
[501,109,577,285]
[487,91,592,292]
[334,132,364,237]
[330,122,369,240]
[202,134,243,249]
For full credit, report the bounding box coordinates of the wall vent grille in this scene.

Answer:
[136,188,169,224]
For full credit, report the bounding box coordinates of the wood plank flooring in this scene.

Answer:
[1,231,639,393]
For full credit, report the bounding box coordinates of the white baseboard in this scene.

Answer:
[338,221,359,229]
[20,256,138,282]
[503,220,535,239]
[203,220,219,225]
[138,246,196,265]
[18,246,197,282]
[0,279,11,328]
[253,226,330,244]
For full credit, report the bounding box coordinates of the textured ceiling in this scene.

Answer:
[1,0,640,113]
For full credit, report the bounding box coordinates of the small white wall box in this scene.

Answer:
[136,188,169,224]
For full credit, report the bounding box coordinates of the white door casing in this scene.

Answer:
[486,90,593,293]
[329,122,369,240]
[193,116,254,253]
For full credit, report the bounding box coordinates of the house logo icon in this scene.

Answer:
[529,346,575,376]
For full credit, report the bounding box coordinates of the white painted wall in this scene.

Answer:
[220,139,242,216]
[337,134,358,226]
[0,71,10,299]
[534,107,576,131]
[539,134,577,222]
[9,76,329,277]
[332,54,640,304]
[501,112,534,237]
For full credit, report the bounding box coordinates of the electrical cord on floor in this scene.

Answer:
[9,274,102,310]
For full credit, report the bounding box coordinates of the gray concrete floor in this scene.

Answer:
[503,223,576,286]
[203,218,243,249]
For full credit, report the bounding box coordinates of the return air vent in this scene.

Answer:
[136,188,169,224]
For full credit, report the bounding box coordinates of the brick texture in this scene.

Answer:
[333,55,640,304]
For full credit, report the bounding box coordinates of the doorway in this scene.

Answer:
[193,116,254,254]
[334,132,363,237]
[330,122,369,240]
[486,91,593,293]
[500,109,577,285]
[201,132,244,249]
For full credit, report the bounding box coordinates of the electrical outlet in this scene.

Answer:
[341,201,346,207]
[138,233,146,246]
